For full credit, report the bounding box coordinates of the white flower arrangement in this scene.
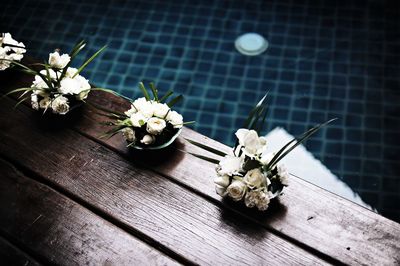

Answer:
[0,33,26,71]
[5,40,107,115]
[188,94,335,211]
[98,82,193,149]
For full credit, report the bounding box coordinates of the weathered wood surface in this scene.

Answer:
[0,97,328,265]
[0,235,40,266]
[0,158,179,266]
[79,90,400,265]
[1,65,400,265]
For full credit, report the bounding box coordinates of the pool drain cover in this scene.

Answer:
[235,33,268,56]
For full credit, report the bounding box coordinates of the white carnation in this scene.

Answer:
[0,33,25,70]
[48,51,70,69]
[244,190,259,208]
[39,97,51,109]
[277,164,289,186]
[51,96,70,115]
[141,134,156,145]
[167,110,183,128]
[146,117,166,135]
[217,155,243,176]
[256,191,270,211]
[31,94,39,110]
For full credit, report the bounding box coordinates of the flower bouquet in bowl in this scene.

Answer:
[4,40,106,115]
[0,33,26,71]
[187,94,335,211]
[98,82,193,150]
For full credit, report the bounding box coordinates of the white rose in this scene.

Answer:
[122,128,136,143]
[2,33,26,55]
[51,96,70,115]
[167,110,183,128]
[130,112,147,127]
[215,185,227,197]
[39,97,51,109]
[31,94,39,110]
[59,77,81,95]
[256,191,270,211]
[277,164,289,186]
[217,155,243,176]
[244,190,259,208]
[141,134,156,145]
[133,97,154,118]
[214,174,230,187]
[244,168,266,189]
[48,51,70,69]
[146,117,166,135]
[235,129,267,157]
[226,180,247,201]
[153,102,170,118]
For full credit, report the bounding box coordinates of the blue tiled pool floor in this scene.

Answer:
[1,0,399,222]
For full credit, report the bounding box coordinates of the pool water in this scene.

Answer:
[1,0,399,222]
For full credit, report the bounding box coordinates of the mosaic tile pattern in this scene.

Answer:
[1,0,399,222]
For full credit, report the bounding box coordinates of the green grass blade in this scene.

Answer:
[14,96,30,109]
[72,45,107,78]
[149,82,158,101]
[167,95,183,107]
[188,152,220,164]
[159,89,173,103]
[138,82,151,101]
[268,118,337,168]
[185,138,227,157]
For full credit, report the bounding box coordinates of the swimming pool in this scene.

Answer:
[1,0,399,222]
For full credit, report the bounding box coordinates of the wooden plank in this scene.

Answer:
[75,90,400,265]
[0,235,40,266]
[0,97,328,265]
[0,158,179,266]
[4,64,400,264]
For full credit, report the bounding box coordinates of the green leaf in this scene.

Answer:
[185,138,227,157]
[58,40,87,81]
[139,119,145,126]
[72,44,107,78]
[138,82,151,101]
[167,95,183,107]
[159,89,173,103]
[2,87,41,98]
[267,118,337,169]
[188,152,220,164]
[242,92,268,129]
[149,82,158,101]
[14,96,30,109]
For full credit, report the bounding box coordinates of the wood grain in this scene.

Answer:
[76,90,400,265]
[0,158,179,266]
[0,235,40,266]
[0,97,328,265]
